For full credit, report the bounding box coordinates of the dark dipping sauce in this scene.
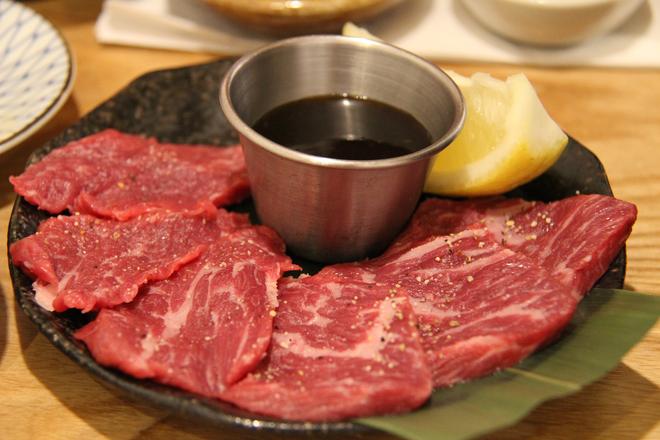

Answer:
[252,95,432,161]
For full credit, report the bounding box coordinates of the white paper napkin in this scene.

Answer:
[96,0,660,67]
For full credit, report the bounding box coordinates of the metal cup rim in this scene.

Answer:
[220,34,465,170]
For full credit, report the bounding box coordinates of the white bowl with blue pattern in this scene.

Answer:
[0,1,75,153]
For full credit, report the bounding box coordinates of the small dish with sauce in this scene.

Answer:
[220,35,465,263]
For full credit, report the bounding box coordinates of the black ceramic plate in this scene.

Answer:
[7,60,625,436]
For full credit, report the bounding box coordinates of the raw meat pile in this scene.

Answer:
[10,130,637,422]
[10,130,249,220]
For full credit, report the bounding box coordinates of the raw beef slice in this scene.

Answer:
[10,209,249,312]
[221,269,432,421]
[488,194,637,298]
[76,226,298,396]
[374,227,579,387]
[385,195,636,299]
[381,197,533,260]
[10,129,250,220]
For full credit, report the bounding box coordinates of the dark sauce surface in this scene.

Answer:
[253,95,432,160]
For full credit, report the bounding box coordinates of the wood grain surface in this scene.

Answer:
[0,1,658,439]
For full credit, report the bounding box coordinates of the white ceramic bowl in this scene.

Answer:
[0,2,74,153]
[461,0,645,46]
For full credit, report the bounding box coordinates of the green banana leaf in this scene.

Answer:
[358,288,660,440]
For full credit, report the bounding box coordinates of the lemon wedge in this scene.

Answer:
[425,71,568,196]
[342,22,382,40]
[341,23,568,196]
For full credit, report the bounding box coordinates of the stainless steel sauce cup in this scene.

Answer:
[220,35,465,263]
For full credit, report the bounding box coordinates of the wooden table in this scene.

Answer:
[1,1,658,439]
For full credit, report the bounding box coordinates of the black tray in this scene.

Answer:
[7,59,625,437]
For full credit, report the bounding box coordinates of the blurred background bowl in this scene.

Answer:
[203,0,405,34]
[461,0,646,46]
